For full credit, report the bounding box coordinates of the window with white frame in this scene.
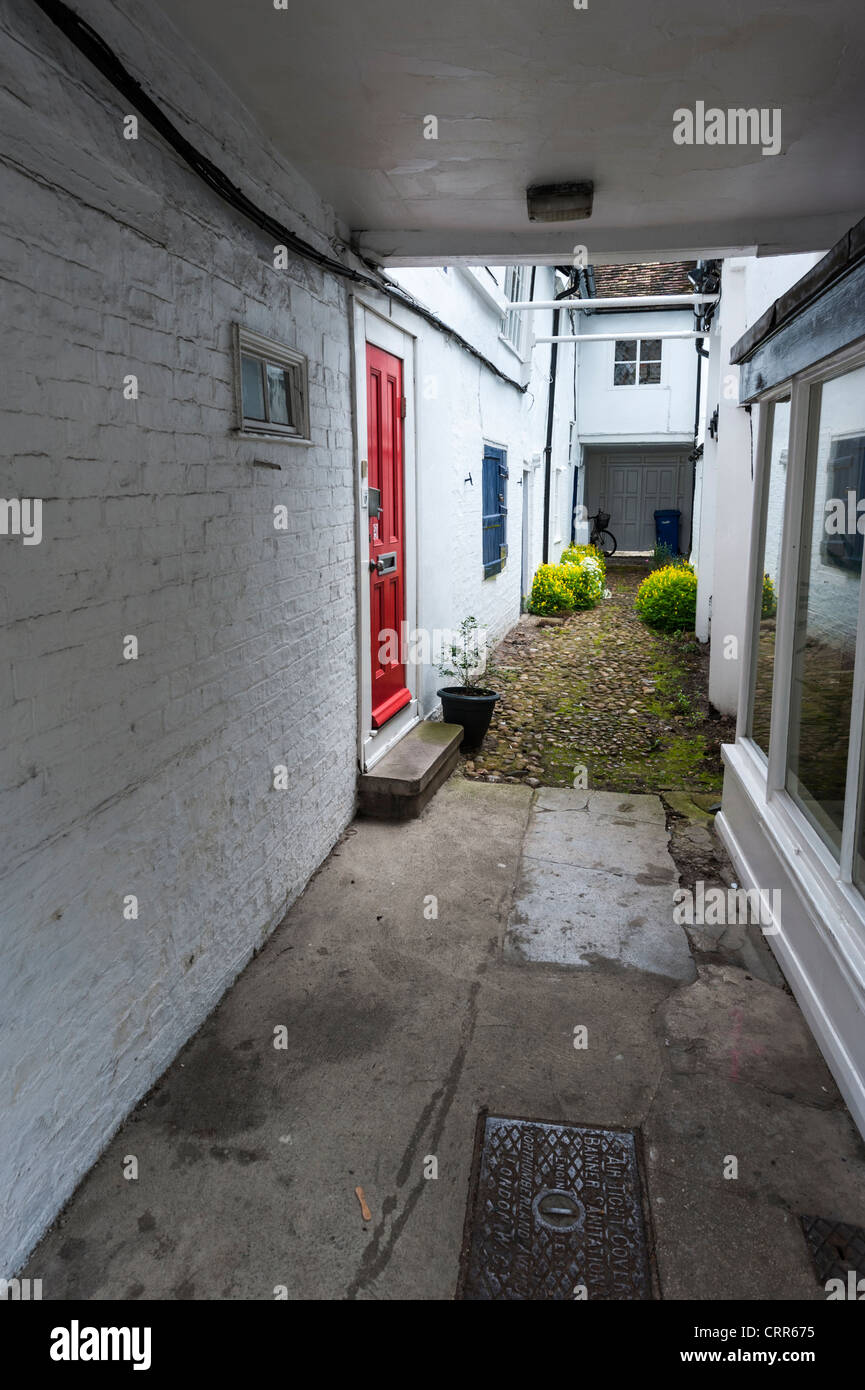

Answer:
[236,326,310,440]
[747,350,865,883]
[750,396,790,758]
[786,364,865,859]
[614,337,662,386]
[501,266,529,354]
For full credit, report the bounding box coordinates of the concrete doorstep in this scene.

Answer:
[21,779,865,1300]
[357,722,463,819]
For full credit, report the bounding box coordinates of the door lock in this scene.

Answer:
[375,551,397,575]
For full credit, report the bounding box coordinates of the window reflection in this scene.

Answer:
[787,366,865,854]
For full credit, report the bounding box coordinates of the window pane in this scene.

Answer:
[751,399,790,756]
[614,362,636,385]
[786,365,865,854]
[241,355,266,420]
[266,362,293,426]
[640,338,662,360]
[615,341,637,362]
[639,361,661,384]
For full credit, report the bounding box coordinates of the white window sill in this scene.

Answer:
[235,430,313,445]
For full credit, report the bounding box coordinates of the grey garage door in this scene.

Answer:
[587,449,692,552]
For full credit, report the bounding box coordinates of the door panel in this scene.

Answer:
[606,461,642,550]
[596,452,691,552]
[367,343,411,728]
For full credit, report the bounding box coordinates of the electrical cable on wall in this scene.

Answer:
[32,0,527,394]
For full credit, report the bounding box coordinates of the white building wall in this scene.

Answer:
[695,253,825,712]
[705,262,752,711]
[0,0,360,1275]
[577,309,698,442]
[390,265,574,704]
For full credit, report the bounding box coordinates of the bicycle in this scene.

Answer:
[588,509,617,558]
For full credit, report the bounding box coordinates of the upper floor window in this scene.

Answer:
[236,326,310,440]
[501,266,529,354]
[614,337,662,386]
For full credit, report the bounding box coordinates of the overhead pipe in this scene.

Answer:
[687,336,711,554]
[534,330,705,343]
[507,293,720,311]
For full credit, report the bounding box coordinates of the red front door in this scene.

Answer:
[367,343,411,729]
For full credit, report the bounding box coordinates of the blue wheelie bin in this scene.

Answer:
[654,508,681,555]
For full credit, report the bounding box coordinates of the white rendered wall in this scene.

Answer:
[576,310,698,442]
[389,265,575,704]
[697,253,825,712]
[0,0,359,1274]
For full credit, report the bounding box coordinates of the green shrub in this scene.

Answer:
[528,563,574,615]
[761,572,777,619]
[529,550,606,616]
[634,564,698,632]
[560,552,605,609]
[560,543,606,583]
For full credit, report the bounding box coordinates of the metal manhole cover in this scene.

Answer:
[800,1215,865,1286]
[457,1114,655,1300]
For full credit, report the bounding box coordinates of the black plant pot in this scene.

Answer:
[437,686,500,750]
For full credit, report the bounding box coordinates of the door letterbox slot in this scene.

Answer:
[376,551,397,575]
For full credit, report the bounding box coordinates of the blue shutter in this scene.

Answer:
[482,446,508,577]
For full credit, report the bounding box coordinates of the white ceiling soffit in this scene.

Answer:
[156,0,865,266]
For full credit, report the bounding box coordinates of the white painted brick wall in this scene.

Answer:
[0,0,358,1273]
[392,265,574,707]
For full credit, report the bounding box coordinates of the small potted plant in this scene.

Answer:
[436,616,500,750]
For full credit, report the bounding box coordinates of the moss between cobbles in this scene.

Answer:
[462,566,735,794]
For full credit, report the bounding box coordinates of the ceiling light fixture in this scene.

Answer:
[526,181,594,222]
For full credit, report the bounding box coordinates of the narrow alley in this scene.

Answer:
[21,771,865,1301]
[4,0,865,1347]
[468,563,734,793]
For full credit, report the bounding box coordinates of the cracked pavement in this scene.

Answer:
[22,778,865,1299]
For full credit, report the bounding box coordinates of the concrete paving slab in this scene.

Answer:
[660,962,838,1104]
[507,857,696,980]
[534,787,590,812]
[523,810,676,881]
[645,1173,822,1300]
[587,790,668,825]
[645,1071,865,1299]
[534,788,667,826]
